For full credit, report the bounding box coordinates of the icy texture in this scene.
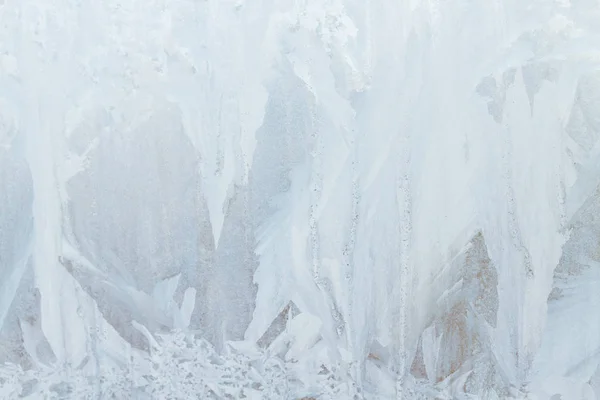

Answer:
[1,0,600,399]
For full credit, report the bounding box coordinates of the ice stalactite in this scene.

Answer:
[18,2,92,366]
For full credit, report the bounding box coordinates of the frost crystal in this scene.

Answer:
[1,0,600,399]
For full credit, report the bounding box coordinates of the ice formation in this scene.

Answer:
[1,0,600,399]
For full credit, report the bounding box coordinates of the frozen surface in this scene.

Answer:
[1,0,600,399]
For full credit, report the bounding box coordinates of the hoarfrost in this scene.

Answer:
[0,0,599,398]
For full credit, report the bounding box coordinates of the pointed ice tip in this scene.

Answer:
[204,186,227,247]
[178,287,196,330]
[211,213,224,247]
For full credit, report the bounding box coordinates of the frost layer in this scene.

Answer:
[1,0,600,399]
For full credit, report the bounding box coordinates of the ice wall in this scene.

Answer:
[1,0,600,398]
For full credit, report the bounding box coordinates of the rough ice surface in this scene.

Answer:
[1,0,600,399]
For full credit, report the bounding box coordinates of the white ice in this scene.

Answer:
[1,0,600,399]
